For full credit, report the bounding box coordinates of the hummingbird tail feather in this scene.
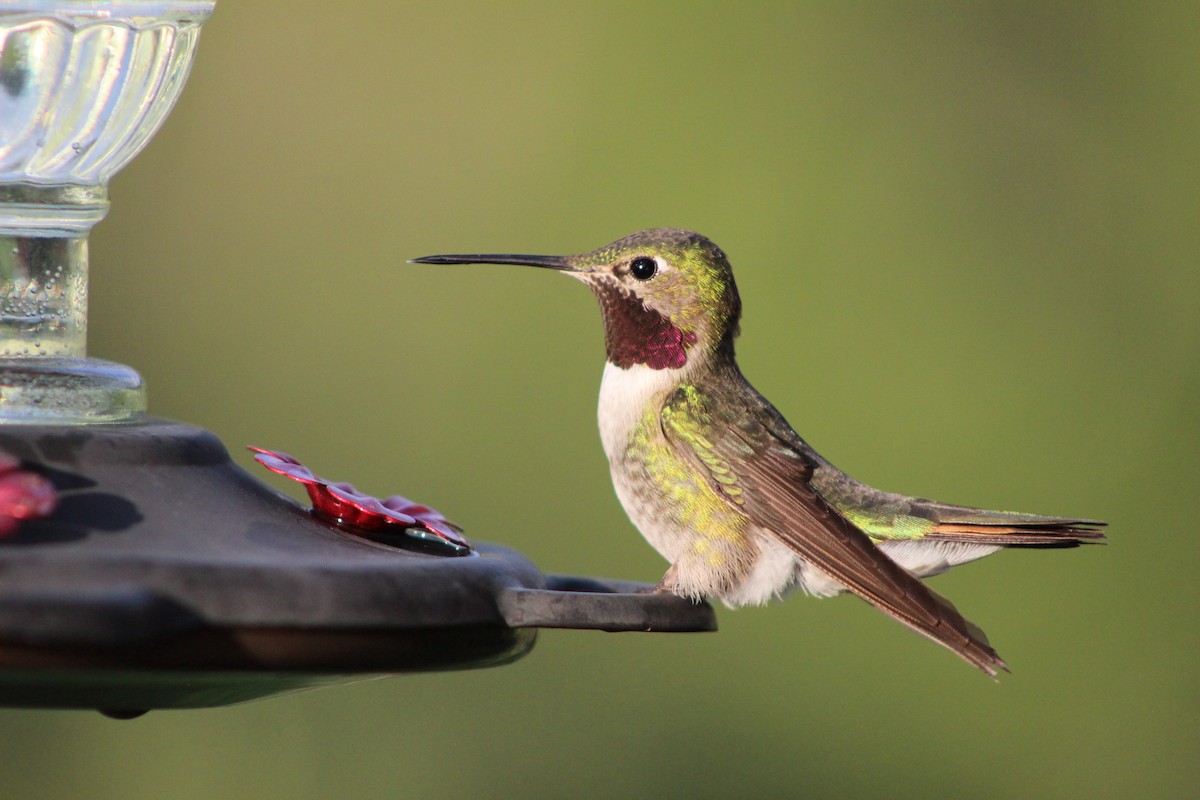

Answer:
[913,502,1107,546]
[926,521,1107,547]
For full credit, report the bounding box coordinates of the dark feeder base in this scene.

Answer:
[0,420,715,716]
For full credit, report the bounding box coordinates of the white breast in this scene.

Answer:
[596,361,682,463]
[596,360,695,564]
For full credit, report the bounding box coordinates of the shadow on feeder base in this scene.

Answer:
[0,624,537,716]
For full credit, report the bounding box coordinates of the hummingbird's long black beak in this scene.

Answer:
[409,253,579,272]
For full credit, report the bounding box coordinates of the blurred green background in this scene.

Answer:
[2,2,1197,798]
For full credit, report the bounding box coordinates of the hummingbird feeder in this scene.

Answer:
[0,1,714,719]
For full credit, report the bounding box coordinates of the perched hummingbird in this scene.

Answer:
[413,229,1105,675]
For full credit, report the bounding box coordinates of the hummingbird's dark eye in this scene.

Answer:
[630,257,658,281]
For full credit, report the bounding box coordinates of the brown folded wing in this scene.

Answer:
[661,383,1007,676]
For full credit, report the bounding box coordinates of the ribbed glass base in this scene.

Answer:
[0,357,145,424]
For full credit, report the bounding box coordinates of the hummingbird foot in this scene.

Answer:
[634,564,682,595]
[645,564,703,602]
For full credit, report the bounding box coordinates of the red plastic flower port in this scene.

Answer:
[0,452,57,538]
[248,447,471,556]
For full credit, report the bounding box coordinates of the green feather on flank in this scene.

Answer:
[660,385,948,545]
[808,468,937,542]
[835,506,936,542]
[659,385,934,544]
[632,386,748,559]
[663,385,745,503]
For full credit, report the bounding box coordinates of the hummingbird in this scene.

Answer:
[413,228,1105,676]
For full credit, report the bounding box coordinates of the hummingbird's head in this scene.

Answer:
[413,228,741,372]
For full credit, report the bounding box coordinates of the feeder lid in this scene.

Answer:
[0,419,715,714]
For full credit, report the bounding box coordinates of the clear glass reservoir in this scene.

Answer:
[0,1,215,423]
